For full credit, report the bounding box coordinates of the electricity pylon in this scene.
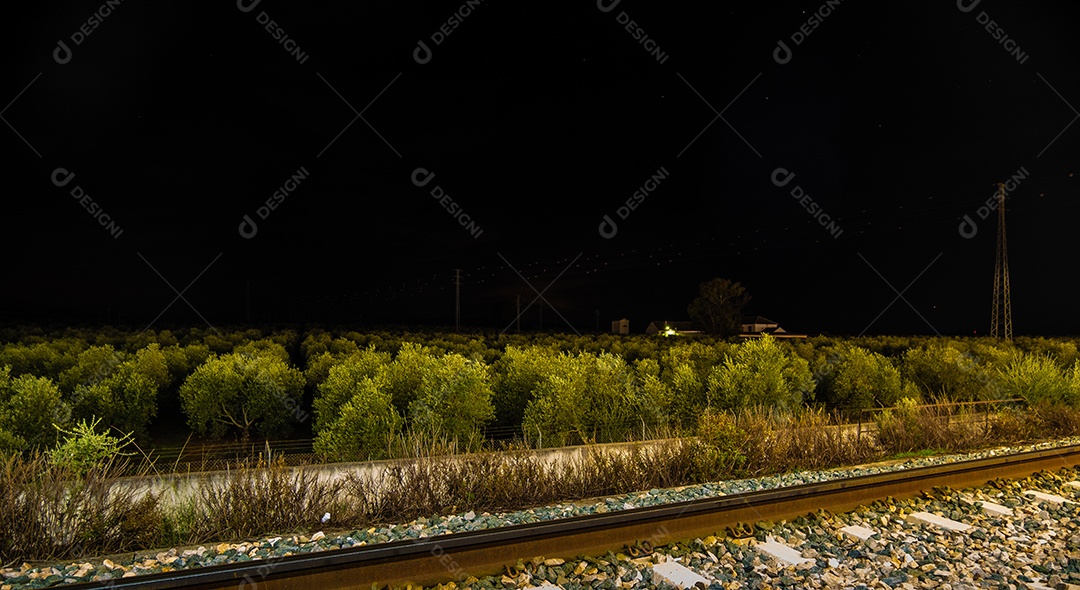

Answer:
[990,182,1013,340]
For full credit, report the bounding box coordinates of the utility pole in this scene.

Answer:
[990,182,1013,340]
[516,292,521,332]
[454,269,461,331]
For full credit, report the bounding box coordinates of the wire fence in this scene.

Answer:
[129,398,1030,475]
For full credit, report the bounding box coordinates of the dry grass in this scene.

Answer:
[7,402,1080,563]
[344,439,698,524]
[0,453,162,564]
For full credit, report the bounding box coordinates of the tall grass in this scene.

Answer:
[0,453,162,563]
[5,403,1080,563]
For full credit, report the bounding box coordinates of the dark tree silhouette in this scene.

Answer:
[687,278,751,336]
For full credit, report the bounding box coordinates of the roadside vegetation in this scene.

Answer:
[5,326,1080,562]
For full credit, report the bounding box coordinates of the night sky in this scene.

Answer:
[1,1,1078,336]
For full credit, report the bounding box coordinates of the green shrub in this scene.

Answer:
[313,377,401,460]
[179,352,304,441]
[815,345,906,410]
[705,335,814,412]
[902,344,1001,401]
[408,353,495,441]
[997,354,1077,407]
[312,346,391,433]
[48,417,134,475]
[692,409,746,480]
[0,367,69,451]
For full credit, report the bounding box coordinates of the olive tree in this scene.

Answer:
[179,352,304,441]
[0,366,69,452]
[706,335,814,412]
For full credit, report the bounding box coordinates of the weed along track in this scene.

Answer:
[51,443,1080,589]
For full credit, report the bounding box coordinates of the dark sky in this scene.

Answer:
[1,1,1078,335]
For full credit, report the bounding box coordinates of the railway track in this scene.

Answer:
[64,443,1080,589]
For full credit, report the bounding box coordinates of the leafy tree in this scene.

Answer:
[815,345,905,410]
[179,352,304,441]
[313,377,401,461]
[313,346,391,433]
[491,346,563,429]
[522,352,658,446]
[408,353,495,441]
[0,366,69,452]
[63,345,169,439]
[902,344,1002,401]
[687,278,751,336]
[379,342,441,416]
[706,335,814,412]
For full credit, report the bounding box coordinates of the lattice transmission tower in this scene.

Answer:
[990,182,1012,340]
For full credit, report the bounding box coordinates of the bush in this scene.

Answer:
[902,344,1001,401]
[407,353,495,442]
[692,409,747,480]
[815,345,906,410]
[521,352,660,446]
[67,345,170,440]
[491,346,563,430]
[179,352,305,441]
[996,354,1078,407]
[312,346,391,434]
[705,335,814,412]
[48,417,134,476]
[0,367,69,452]
[313,377,401,461]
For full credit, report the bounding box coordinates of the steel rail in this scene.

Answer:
[63,443,1080,589]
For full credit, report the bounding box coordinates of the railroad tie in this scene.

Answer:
[839,524,877,541]
[652,561,711,589]
[1023,490,1075,505]
[905,512,972,532]
[959,496,1015,517]
[756,536,814,567]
